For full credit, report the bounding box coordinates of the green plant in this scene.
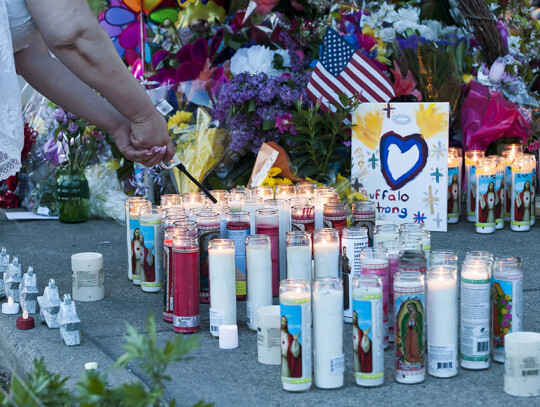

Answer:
[0,315,212,407]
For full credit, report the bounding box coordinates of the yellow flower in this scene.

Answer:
[505,295,511,301]
[168,111,193,129]
[462,74,474,84]
[503,328,509,334]
[261,167,292,186]
[501,308,508,315]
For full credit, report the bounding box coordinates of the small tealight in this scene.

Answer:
[16,310,35,330]
[2,297,20,315]
[218,325,238,349]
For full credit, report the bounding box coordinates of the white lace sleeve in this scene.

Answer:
[0,0,24,182]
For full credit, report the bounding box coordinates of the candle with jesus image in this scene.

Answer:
[138,206,163,292]
[465,150,485,223]
[511,156,533,232]
[475,158,497,234]
[447,152,461,224]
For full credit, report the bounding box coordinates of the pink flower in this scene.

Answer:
[390,61,422,101]
[275,113,297,135]
[291,0,305,11]
[254,0,279,16]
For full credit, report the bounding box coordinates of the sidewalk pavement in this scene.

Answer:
[0,210,538,406]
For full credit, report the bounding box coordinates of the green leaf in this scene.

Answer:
[262,120,275,131]
[247,99,256,114]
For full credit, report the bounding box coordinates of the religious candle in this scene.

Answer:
[460,260,492,370]
[255,209,280,297]
[296,182,316,198]
[380,241,404,342]
[127,199,150,282]
[243,197,263,233]
[246,235,273,331]
[475,157,497,234]
[447,152,461,223]
[401,230,431,264]
[351,201,376,246]
[429,249,458,268]
[163,214,188,232]
[465,150,485,223]
[280,279,312,392]
[360,248,389,347]
[208,239,236,337]
[504,332,540,397]
[493,256,523,363]
[173,236,200,333]
[139,206,164,293]
[197,212,220,304]
[426,265,458,378]
[510,156,532,232]
[252,185,275,201]
[373,224,399,247]
[257,305,281,365]
[210,202,230,239]
[352,274,384,387]
[342,227,369,323]
[286,231,312,281]
[313,194,338,230]
[226,211,250,300]
[265,199,289,282]
[323,203,348,239]
[183,192,205,216]
[313,229,340,278]
[291,204,315,235]
[394,271,426,384]
[398,250,427,275]
[492,156,506,229]
[163,226,188,322]
[189,208,211,223]
[160,194,182,207]
[228,192,246,212]
[210,190,229,203]
[313,277,344,389]
[524,154,537,226]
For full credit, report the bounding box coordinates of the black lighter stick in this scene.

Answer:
[175,163,217,204]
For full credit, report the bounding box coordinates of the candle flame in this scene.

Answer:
[8,297,13,306]
[23,310,28,319]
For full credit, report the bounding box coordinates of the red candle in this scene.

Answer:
[16,310,35,330]
[173,236,200,333]
[256,224,280,297]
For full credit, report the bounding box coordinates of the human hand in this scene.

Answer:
[111,119,165,167]
[130,109,175,163]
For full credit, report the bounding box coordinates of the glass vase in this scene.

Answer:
[56,167,90,223]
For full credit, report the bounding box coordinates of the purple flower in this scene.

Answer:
[275,113,296,135]
[502,320,509,327]
[57,132,64,142]
[504,313,511,320]
[489,59,506,83]
[343,140,351,147]
[507,305,512,310]
[67,112,78,120]
[52,108,66,123]
[501,299,506,305]
[68,122,78,135]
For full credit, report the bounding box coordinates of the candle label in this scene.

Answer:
[329,355,345,375]
[129,215,141,282]
[139,218,163,288]
[352,215,375,246]
[226,225,250,297]
[466,163,476,217]
[198,224,220,303]
[505,163,512,219]
[163,242,173,320]
[388,256,399,342]
[291,217,315,233]
[394,290,425,376]
[342,235,368,322]
[258,326,281,347]
[460,276,491,363]
[495,168,504,225]
[475,169,496,229]
[352,291,384,381]
[447,166,460,220]
[246,301,253,327]
[493,277,523,361]
[323,215,347,231]
[173,315,200,329]
[220,218,227,239]
[209,308,224,337]
[280,297,312,386]
[511,170,533,227]
[428,344,456,373]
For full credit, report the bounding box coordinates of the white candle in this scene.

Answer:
[243,198,263,233]
[265,199,289,282]
[504,332,540,397]
[209,241,237,337]
[314,229,340,278]
[373,224,399,247]
[257,305,281,365]
[286,246,312,281]
[313,278,344,389]
[246,236,273,331]
[2,297,19,314]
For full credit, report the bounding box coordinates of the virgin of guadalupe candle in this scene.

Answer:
[208,239,237,337]
[475,158,497,234]
[465,150,485,223]
[127,199,150,283]
[139,206,164,292]
[373,224,399,247]
[460,260,492,370]
[511,156,533,232]
[265,199,289,282]
[352,201,376,246]
[246,235,273,331]
[323,202,348,237]
[313,229,340,278]
[493,256,523,363]
[352,275,384,387]
[125,197,147,281]
[360,248,389,346]
[291,204,315,235]
[342,227,369,323]
[226,211,250,300]
[197,213,220,303]
[183,192,205,216]
[426,265,458,378]
[447,153,461,223]
[394,271,426,384]
[172,236,200,333]
[280,279,312,392]
[286,231,312,281]
[380,241,404,342]
[163,226,188,322]
[313,278,344,389]
[243,197,263,233]
[255,209,280,297]
[492,157,505,229]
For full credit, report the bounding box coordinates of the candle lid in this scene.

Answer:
[219,325,239,349]
[71,252,103,270]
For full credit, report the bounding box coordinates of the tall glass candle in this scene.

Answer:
[163,206,186,223]
[313,194,338,230]
[275,185,295,230]
[188,208,210,223]
[465,150,485,222]
[399,222,425,234]
[243,197,263,233]
[401,230,431,264]
[228,192,246,212]
[315,186,335,195]
[465,250,494,269]
[511,156,533,232]
[246,235,273,331]
[173,236,200,333]
[426,265,458,378]
[502,150,517,221]
[163,226,187,322]
[430,249,458,268]
[211,203,229,239]
[373,224,399,247]
[352,201,376,246]
[183,192,205,216]
[291,204,315,235]
[197,212,220,303]
[280,279,312,392]
[493,256,523,363]
[210,190,229,203]
[139,206,164,293]
[398,237,423,250]
[460,260,492,370]
[208,239,236,337]
[226,211,250,300]
[265,199,289,282]
[394,271,426,384]
[380,241,404,342]
[475,157,497,234]
[360,248,389,346]
[398,250,427,275]
[125,197,148,281]
[164,214,188,232]
[323,202,348,237]
[286,231,312,281]
[525,154,536,226]
[160,194,182,207]
[313,277,344,389]
[447,152,461,223]
[252,185,274,201]
[256,209,280,297]
[313,229,340,278]
[173,220,198,237]
[342,227,369,323]
[352,275,384,387]
[296,182,316,198]
[492,156,505,229]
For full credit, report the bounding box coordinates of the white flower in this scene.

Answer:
[379,1,395,15]
[507,35,522,57]
[396,7,420,24]
[230,45,290,76]
[394,20,418,35]
[378,27,396,43]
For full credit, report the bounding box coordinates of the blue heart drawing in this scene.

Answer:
[379,131,428,190]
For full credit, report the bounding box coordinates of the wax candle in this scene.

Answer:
[16,310,34,330]
[127,199,150,283]
[160,194,182,207]
[460,260,492,370]
[228,192,246,212]
[351,201,376,246]
[352,275,384,387]
[275,185,295,230]
[465,250,494,268]
[172,220,198,237]
[394,271,426,384]
[429,249,458,268]
[210,190,229,203]
[286,231,312,281]
[265,199,289,282]
[474,158,497,234]
[525,154,536,226]
[280,279,312,392]
[243,197,263,233]
[380,241,404,342]
[511,156,533,232]
[492,156,505,229]
[257,305,281,365]
[493,256,523,363]
[246,235,273,331]
[2,296,19,314]
[208,239,237,337]
[373,224,398,247]
[342,227,369,323]
[502,150,517,221]
[189,208,211,223]
[125,197,148,281]
[231,187,251,196]
[163,226,188,322]
[71,253,104,302]
[210,202,229,238]
[313,277,344,389]
[323,202,348,238]
[399,222,425,234]
[313,228,340,278]
[197,212,220,303]
[504,332,540,397]
[313,194,337,230]
[398,250,427,275]
[465,150,485,223]
[172,236,200,333]
[138,206,164,293]
[426,265,458,378]
[183,192,205,216]
[398,237,422,250]
[255,209,280,297]
[226,211,250,300]
[252,185,274,201]
[315,187,335,195]
[401,230,431,264]
[291,204,315,235]
[295,182,316,198]
[163,214,188,232]
[447,153,461,223]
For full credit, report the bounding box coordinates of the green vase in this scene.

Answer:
[56,168,90,223]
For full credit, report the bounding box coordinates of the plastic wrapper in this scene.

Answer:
[38,278,61,329]
[58,294,81,346]
[85,163,129,222]
[19,266,38,314]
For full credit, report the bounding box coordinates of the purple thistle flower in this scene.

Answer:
[52,108,66,123]
[68,122,78,135]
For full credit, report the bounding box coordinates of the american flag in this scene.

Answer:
[306,27,395,118]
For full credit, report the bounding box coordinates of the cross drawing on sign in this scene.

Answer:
[430,168,443,183]
[423,185,439,215]
[433,212,443,228]
[368,153,379,169]
[351,178,363,191]
[383,102,395,118]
